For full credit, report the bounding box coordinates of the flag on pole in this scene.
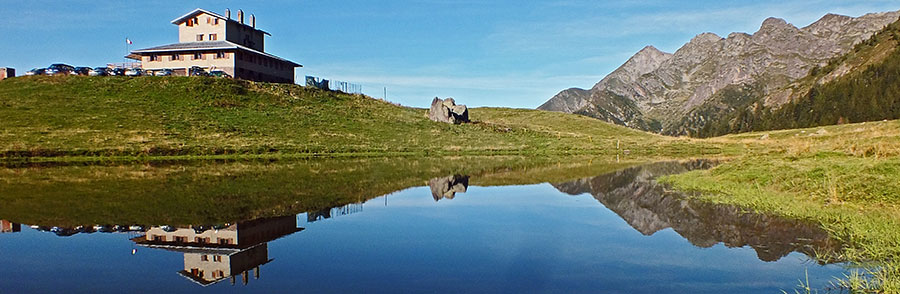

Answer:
[126,38,132,45]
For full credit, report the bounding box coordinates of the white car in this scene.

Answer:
[124,68,144,76]
[154,69,174,76]
[88,67,108,76]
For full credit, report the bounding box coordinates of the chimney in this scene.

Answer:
[238,9,244,24]
[251,14,256,28]
[225,8,231,19]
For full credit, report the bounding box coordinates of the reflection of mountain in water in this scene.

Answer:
[132,216,302,286]
[552,160,841,263]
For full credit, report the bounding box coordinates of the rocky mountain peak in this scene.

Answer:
[622,45,672,74]
[803,13,854,36]
[819,13,853,23]
[539,9,900,136]
[688,32,723,45]
[755,17,801,39]
[589,45,673,91]
[637,45,663,55]
[537,87,591,113]
[760,17,791,30]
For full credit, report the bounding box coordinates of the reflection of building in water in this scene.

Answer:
[1,220,21,233]
[132,216,301,286]
[306,202,363,223]
[428,175,469,201]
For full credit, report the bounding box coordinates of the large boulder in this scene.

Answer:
[428,97,469,124]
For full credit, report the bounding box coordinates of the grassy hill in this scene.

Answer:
[0,76,716,161]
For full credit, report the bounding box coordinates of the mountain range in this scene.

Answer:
[538,10,900,137]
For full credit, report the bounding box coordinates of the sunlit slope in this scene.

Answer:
[0,76,696,158]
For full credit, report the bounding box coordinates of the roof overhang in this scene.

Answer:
[171,8,226,24]
[131,41,302,67]
[125,53,142,61]
[171,8,271,36]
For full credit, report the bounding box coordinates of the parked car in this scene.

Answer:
[25,68,46,76]
[208,70,232,78]
[189,66,208,77]
[124,68,143,76]
[45,63,75,75]
[109,68,126,76]
[70,67,91,76]
[88,67,108,76]
[154,69,174,76]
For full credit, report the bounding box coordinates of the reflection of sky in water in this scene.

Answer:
[0,183,845,294]
[278,184,843,294]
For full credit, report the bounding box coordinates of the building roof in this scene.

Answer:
[131,41,301,67]
[172,8,271,36]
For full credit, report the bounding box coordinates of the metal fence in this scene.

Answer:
[107,62,142,69]
[303,202,364,223]
[305,75,362,94]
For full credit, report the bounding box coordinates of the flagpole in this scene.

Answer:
[124,36,128,66]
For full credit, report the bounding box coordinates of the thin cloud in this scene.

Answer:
[482,1,900,54]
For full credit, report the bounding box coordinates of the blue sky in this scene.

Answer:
[1,1,898,108]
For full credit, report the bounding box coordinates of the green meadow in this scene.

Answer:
[1,75,899,292]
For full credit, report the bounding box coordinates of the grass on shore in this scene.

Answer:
[662,120,900,293]
[0,75,728,160]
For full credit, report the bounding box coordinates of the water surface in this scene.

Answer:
[0,159,846,293]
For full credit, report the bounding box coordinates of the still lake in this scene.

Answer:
[0,159,847,293]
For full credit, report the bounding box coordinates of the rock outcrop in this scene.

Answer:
[539,10,900,136]
[428,97,469,124]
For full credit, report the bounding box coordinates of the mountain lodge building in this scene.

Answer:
[128,8,300,83]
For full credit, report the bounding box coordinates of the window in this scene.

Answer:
[215,52,226,59]
[214,18,219,25]
[209,34,217,41]
[186,19,193,27]
[206,17,211,24]
[213,255,222,262]
[174,236,187,243]
[171,54,181,61]
[196,34,204,41]
[193,53,203,60]
[201,255,209,261]
[152,235,165,242]
[195,237,209,243]
[149,55,159,62]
